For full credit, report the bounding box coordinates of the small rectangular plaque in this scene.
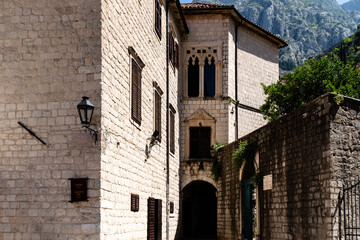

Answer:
[263,174,273,191]
[69,178,88,202]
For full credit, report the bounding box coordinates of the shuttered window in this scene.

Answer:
[189,127,211,158]
[155,91,161,141]
[148,198,162,240]
[174,42,179,69]
[131,194,139,212]
[131,59,142,124]
[169,32,174,65]
[155,0,161,39]
[170,110,175,154]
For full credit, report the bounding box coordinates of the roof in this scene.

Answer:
[170,0,189,34]
[181,2,233,9]
[181,2,287,48]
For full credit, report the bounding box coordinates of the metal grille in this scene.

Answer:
[340,180,360,239]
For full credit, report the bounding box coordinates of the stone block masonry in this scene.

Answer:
[0,0,102,239]
[216,93,360,240]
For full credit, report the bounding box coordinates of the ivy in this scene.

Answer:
[232,141,263,187]
[210,143,225,182]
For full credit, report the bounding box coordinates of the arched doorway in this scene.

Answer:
[182,181,217,239]
[241,163,256,240]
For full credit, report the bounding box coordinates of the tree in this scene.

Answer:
[260,57,360,121]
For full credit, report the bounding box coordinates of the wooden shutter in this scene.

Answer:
[170,111,175,153]
[155,91,161,141]
[148,198,156,240]
[170,202,174,214]
[175,42,179,69]
[148,198,162,240]
[169,32,174,66]
[156,199,162,240]
[155,0,161,38]
[131,194,139,212]
[131,59,142,124]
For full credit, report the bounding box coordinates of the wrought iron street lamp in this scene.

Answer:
[77,96,97,144]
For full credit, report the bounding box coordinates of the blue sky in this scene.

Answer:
[179,0,351,3]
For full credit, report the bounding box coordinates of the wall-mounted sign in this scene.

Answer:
[263,174,273,191]
[69,178,88,202]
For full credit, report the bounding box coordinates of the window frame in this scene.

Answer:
[129,47,145,126]
[189,127,212,158]
[154,0,162,39]
[169,105,176,154]
[154,90,162,142]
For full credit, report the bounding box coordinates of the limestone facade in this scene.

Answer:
[179,4,285,195]
[0,1,285,239]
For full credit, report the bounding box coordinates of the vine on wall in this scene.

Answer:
[232,141,263,187]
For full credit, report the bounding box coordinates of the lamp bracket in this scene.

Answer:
[83,125,98,145]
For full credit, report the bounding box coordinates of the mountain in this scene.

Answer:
[321,25,360,65]
[342,0,360,11]
[194,0,360,71]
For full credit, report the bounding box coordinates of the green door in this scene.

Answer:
[243,180,254,240]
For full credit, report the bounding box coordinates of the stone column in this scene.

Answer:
[216,60,222,97]
[199,62,204,97]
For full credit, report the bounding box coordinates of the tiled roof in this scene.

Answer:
[181,2,233,9]
[181,2,287,48]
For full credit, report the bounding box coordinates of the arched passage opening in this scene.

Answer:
[182,180,217,239]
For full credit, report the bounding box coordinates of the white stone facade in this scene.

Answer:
[0,1,285,239]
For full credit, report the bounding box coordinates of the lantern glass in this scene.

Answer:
[77,96,94,126]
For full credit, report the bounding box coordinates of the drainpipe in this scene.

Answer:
[165,1,170,240]
[235,23,239,140]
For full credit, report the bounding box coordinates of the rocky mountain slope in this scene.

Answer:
[321,25,360,65]
[194,0,360,71]
[342,0,360,11]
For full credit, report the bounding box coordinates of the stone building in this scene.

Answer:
[0,1,285,240]
[217,93,360,240]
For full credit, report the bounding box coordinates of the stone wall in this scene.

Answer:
[100,0,181,239]
[0,0,102,239]
[217,93,360,240]
[236,25,280,138]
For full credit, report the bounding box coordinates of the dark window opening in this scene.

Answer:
[170,111,175,154]
[170,202,174,214]
[188,57,199,97]
[155,0,161,39]
[131,59,142,124]
[131,194,139,212]
[154,91,161,141]
[148,198,162,240]
[204,57,216,97]
[189,127,211,158]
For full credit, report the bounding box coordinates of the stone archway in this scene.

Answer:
[182,181,217,240]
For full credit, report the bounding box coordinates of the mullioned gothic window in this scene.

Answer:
[188,57,199,97]
[183,44,221,98]
[204,57,216,97]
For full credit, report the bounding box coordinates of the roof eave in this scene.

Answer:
[182,6,287,49]
[169,0,189,34]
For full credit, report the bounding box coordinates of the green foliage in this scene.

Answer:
[232,141,262,187]
[251,172,264,188]
[210,143,225,182]
[210,142,225,158]
[260,56,360,121]
[211,159,221,182]
[232,141,257,171]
